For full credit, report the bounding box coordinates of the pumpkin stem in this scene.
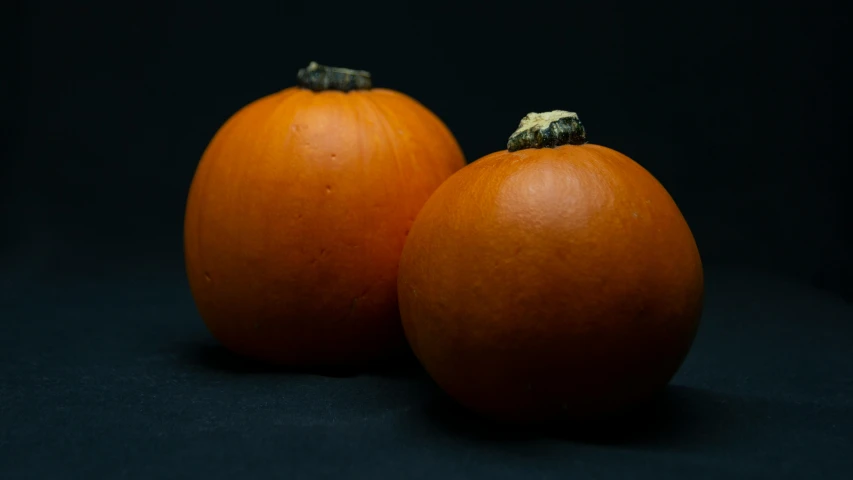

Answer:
[507,111,587,152]
[296,61,372,92]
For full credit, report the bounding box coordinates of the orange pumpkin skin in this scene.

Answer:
[398,113,703,423]
[184,65,465,367]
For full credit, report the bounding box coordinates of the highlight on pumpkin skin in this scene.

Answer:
[507,110,588,152]
[296,61,373,92]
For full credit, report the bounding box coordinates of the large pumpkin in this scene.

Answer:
[398,111,704,423]
[184,62,465,367]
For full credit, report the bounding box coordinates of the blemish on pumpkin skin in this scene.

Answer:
[343,287,370,321]
[325,185,332,194]
[346,297,359,318]
[204,272,212,283]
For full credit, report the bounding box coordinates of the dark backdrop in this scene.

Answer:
[3,0,850,298]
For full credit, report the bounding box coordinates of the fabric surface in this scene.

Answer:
[1,266,851,479]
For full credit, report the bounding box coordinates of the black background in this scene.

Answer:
[2,1,852,478]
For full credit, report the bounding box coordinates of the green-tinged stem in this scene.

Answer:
[297,61,372,92]
[507,111,587,152]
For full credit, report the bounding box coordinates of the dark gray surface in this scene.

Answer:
[1,266,851,479]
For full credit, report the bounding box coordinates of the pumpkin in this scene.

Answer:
[184,62,466,367]
[397,111,704,423]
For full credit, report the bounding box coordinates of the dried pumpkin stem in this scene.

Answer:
[507,111,587,152]
[297,61,372,92]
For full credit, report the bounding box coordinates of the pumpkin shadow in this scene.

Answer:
[421,384,738,448]
[173,341,424,379]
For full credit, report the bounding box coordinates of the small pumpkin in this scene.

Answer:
[184,62,466,367]
[398,111,704,423]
